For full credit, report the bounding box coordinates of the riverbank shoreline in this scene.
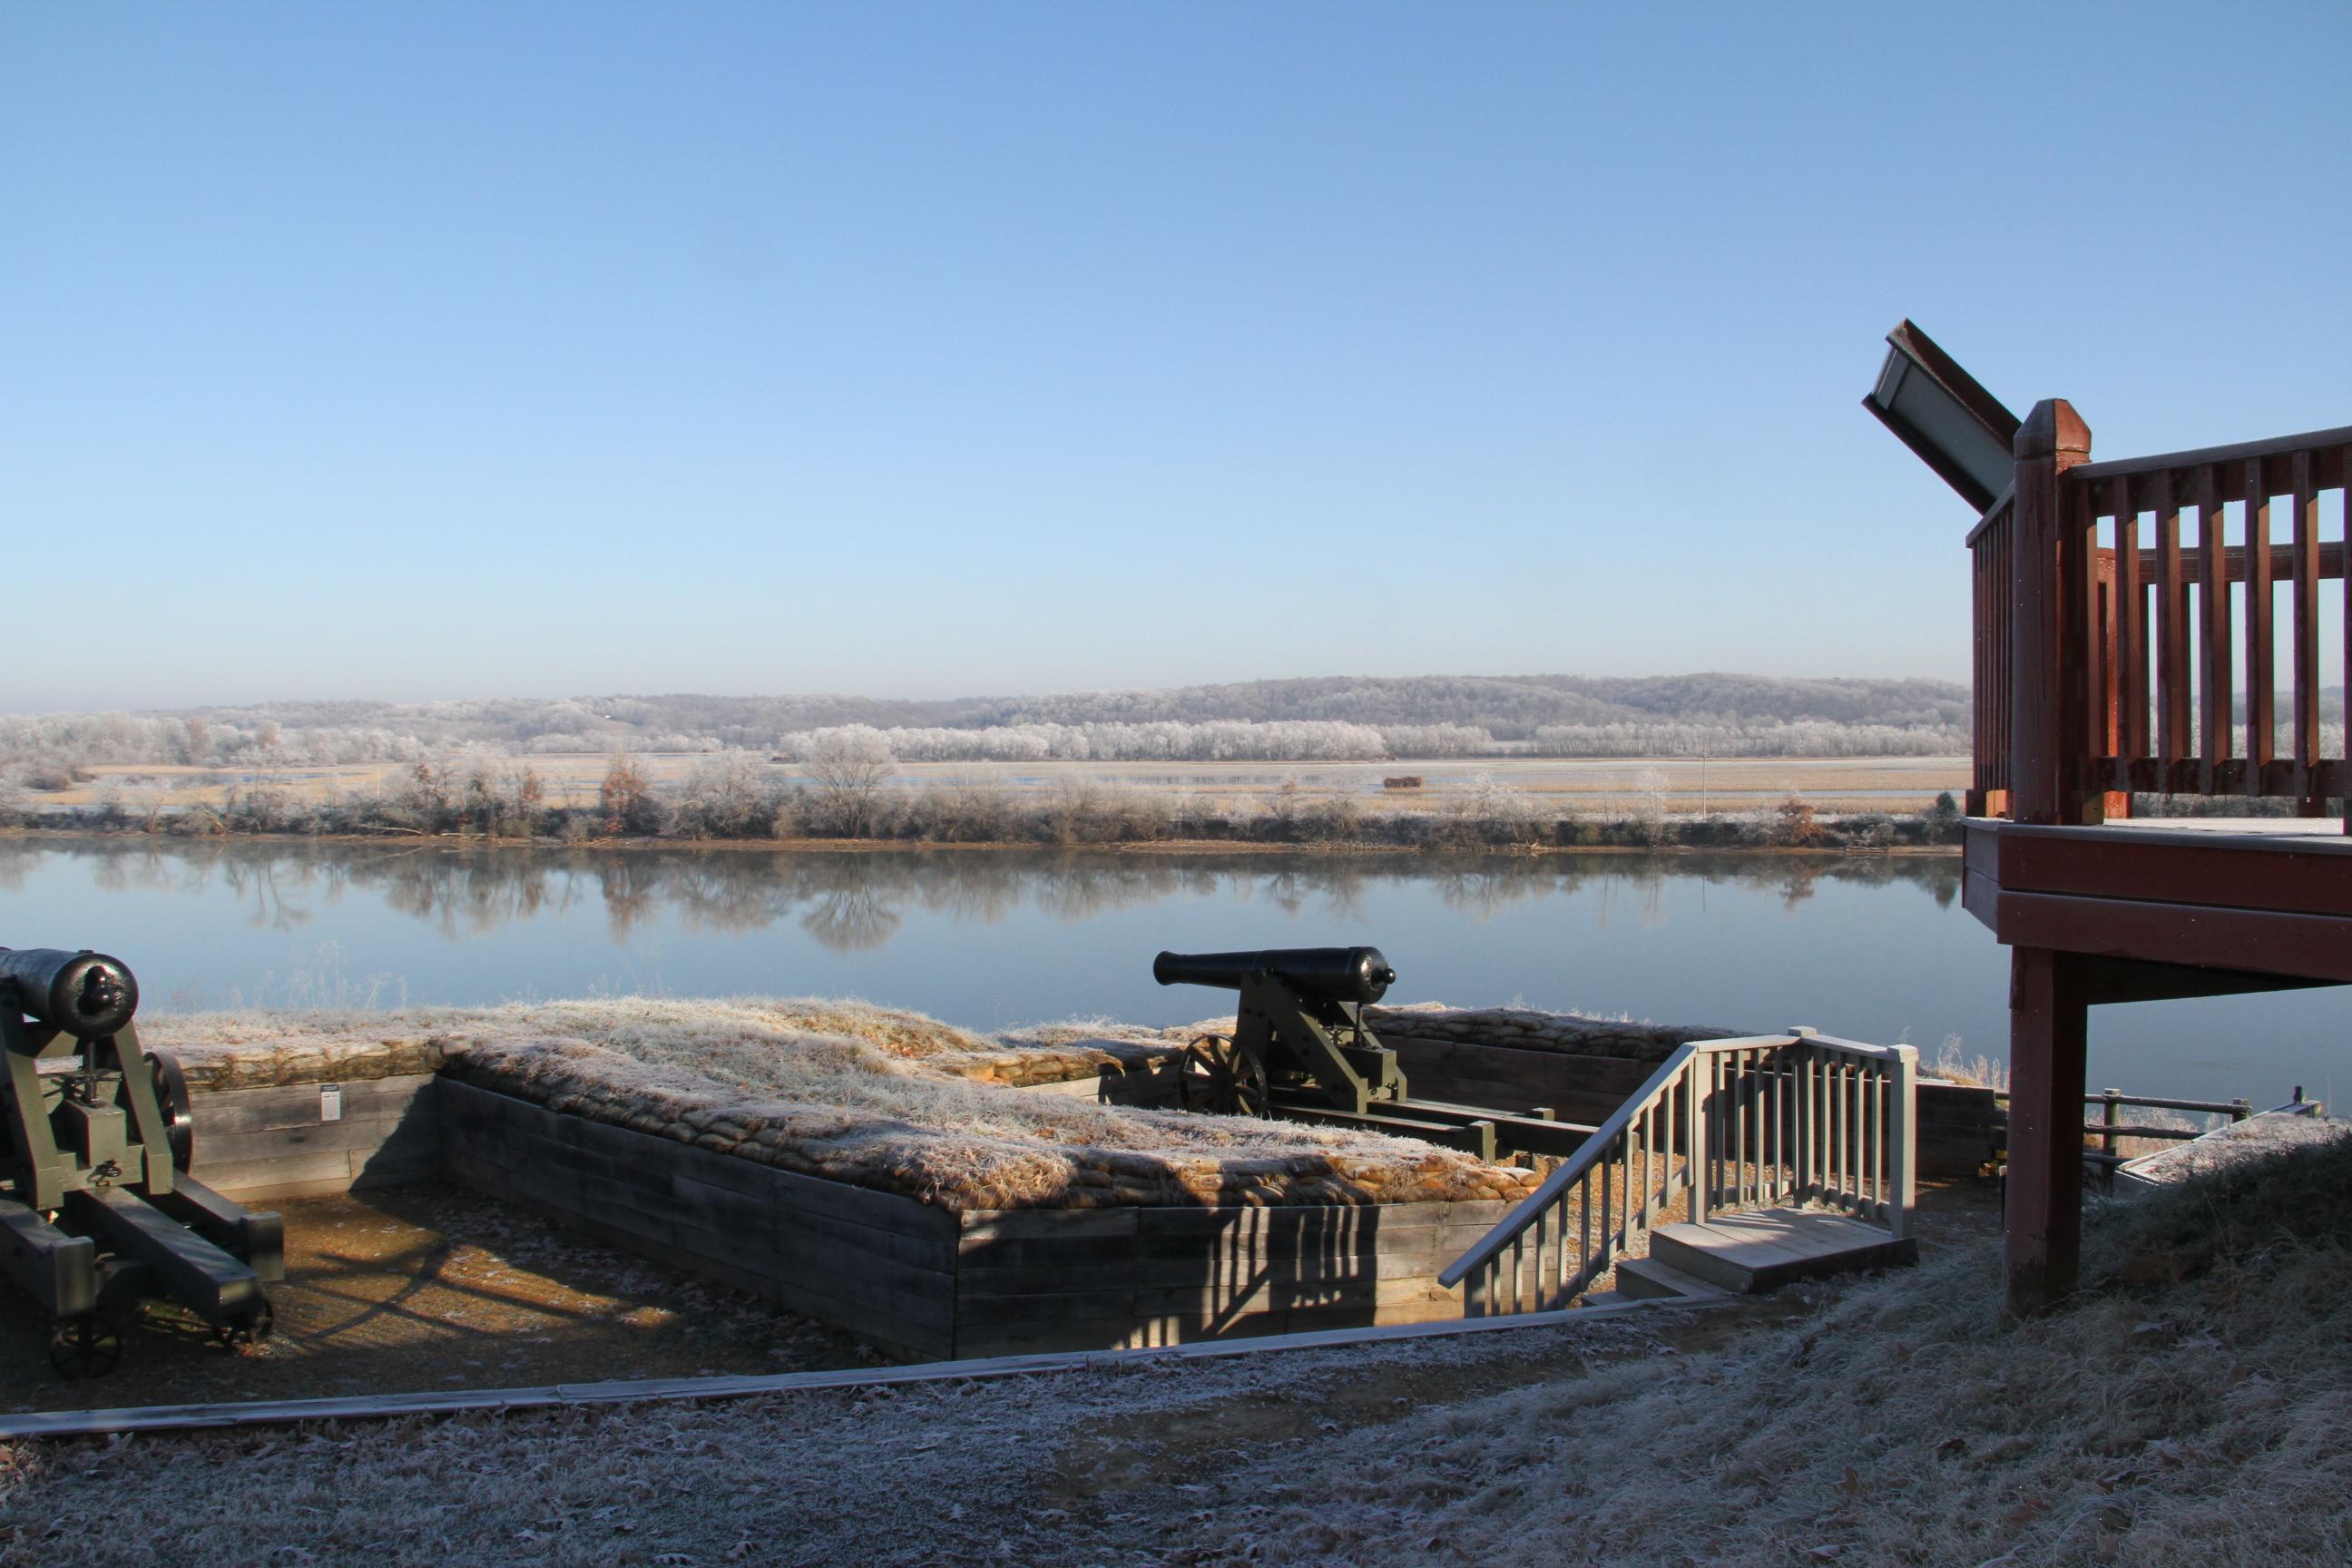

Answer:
[0,825,1965,859]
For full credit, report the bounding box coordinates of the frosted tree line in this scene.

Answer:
[0,675,1996,776]
[1529,720,1969,758]
[775,720,1427,764]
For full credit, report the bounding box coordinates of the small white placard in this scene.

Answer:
[320,1084,343,1122]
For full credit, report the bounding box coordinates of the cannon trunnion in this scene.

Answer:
[0,947,279,1378]
[1152,946,1592,1163]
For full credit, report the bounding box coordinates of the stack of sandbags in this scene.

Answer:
[436,1021,1542,1213]
[137,1013,448,1091]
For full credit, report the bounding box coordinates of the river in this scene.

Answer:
[0,835,2337,1110]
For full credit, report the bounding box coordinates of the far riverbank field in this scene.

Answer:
[14,750,1973,851]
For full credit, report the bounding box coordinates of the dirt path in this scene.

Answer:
[0,1182,872,1414]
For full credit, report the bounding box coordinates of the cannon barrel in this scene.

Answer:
[0,948,140,1041]
[1152,946,1396,1004]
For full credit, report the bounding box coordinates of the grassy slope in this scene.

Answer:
[0,1140,2347,1564]
[1208,1134,2352,1566]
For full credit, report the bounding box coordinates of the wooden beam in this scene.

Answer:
[2082,955,2337,1005]
[1986,887,2352,984]
[2131,539,2347,588]
[2004,946,2088,1315]
[1979,821,2352,917]
[2071,424,2352,487]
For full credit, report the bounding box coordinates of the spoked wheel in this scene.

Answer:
[48,1313,122,1380]
[1180,1034,1270,1117]
[215,1299,275,1351]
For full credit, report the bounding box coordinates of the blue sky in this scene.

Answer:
[5,4,2347,711]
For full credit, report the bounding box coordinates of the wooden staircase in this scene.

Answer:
[1441,1031,1920,1314]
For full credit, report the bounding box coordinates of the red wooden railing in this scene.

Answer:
[1970,410,2350,828]
[1965,490,2014,813]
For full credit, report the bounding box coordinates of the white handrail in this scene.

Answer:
[1439,1034,1799,1308]
[1441,1031,1917,1316]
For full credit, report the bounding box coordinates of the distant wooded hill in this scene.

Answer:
[165,674,1975,742]
[3,675,1982,769]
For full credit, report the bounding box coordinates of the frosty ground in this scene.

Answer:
[6,1123,2350,1566]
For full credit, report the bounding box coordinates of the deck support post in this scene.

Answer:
[2010,399,2095,826]
[2004,944,2089,1315]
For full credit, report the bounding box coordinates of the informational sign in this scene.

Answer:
[1863,320,2022,513]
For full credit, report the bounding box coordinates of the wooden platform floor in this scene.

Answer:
[1647,1209,1917,1294]
[2058,817,2352,847]
[1963,815,2352,985]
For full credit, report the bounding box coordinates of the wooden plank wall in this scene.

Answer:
[1387,1034,2001,1177]
[953,1199,1513,1358]
[435,1079,960,1361]
[187,1075,441,1202]
[1385,1033,1651,1126]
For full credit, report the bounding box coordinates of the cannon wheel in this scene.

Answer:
[1180,1034,1270,1118]
[48,1313,122,1380]
[118,1049,195,1172]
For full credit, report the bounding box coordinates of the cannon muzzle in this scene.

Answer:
[0,948,140,1041]
[1152,946,1396,1004]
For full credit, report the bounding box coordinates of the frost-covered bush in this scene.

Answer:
[670,753,780,839]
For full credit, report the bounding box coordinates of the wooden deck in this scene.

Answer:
[1646,1210,1916,1294]
[1963,817,2352,992]
[1873,339,2352,1314]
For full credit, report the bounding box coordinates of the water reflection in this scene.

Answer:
[0,838,1962,956]
[7,835,2337,1110]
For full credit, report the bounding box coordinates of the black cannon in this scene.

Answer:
[0,948,280,1377]
[1153,946,1592,1162]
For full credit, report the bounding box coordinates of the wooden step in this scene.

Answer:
[1648,1209,1917,1294]
[1612,1256,1729,1301]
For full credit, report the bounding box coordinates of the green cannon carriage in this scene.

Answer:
[0,947,280,1377]
[1153,946,1593,1162]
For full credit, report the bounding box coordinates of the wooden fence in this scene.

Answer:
[1971,419,2351,824]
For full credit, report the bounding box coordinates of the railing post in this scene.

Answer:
[2101,1087,2122,1161]
[1887,1045,1917,1240]
[2011,399,2097,825]
[1686,1054,1709,1226]
[1788,1028,1818,1203]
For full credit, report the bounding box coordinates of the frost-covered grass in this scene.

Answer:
[144,998,1541,1211]
[1199,1132,2352,1566]
[4,1138,2347,1565]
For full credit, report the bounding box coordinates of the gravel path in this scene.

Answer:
[0,1301,1788,1567]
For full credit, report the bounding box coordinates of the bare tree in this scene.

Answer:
[799,728,896,838]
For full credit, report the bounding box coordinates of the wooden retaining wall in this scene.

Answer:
[952,1198,1513,1358]
[187,1075,441,1202]
[431,1078,1505,1359]
[171,1036,1995,1362]
[436,1079,961,1361]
